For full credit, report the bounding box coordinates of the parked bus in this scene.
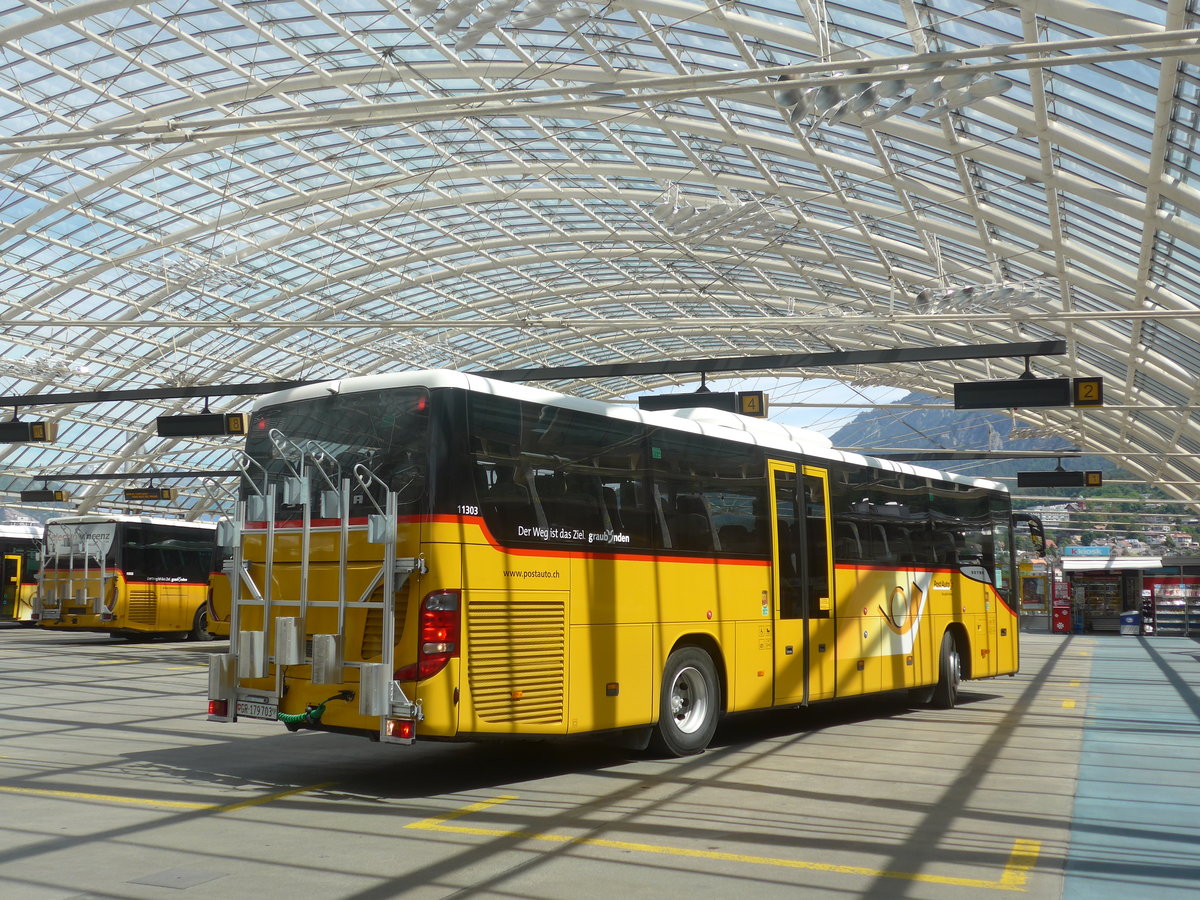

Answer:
[0,521,43,623]
[35,515,217,640]
[208,370,1040,755]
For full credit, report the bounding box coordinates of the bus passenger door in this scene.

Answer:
[0,554,19,620]
[769,462,835,705]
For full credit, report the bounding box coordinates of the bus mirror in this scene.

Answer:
[216,519,239,550]
[1012,513,1045,553]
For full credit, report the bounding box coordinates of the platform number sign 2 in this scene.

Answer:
[1073,377,1103,408]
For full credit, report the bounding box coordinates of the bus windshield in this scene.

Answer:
[244,387,430,517]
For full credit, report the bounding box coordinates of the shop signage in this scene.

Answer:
[1062,546,1111,557]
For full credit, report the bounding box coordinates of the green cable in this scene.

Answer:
[277,702,326,726]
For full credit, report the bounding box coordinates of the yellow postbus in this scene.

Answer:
[35,515,218,641]
[0,522,43,623]
[208,371,1039,755]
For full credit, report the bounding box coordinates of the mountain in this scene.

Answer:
[829,392,1123,482]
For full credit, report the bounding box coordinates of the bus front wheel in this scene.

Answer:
[651,646,719,757]
[931,632,961,709]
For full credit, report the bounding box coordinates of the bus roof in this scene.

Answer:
[0,522,42,540]
[44,514,216,531]
[252,369,1008,495]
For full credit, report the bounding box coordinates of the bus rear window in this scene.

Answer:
[243,388,430,518]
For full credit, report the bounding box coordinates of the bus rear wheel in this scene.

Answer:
[931,632,961,709]
[651,646,719,757]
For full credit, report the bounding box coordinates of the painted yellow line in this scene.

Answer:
[407,797,1034,892]
[212,781,334,813]
[999,840,1041,887]
[1061,699,1076,709]
[0,781,331,813]
[166,665,208,670]
[1070,681,1080,687]
[99,660,134,665]
[0,784,209,809]
[404,794,518,830]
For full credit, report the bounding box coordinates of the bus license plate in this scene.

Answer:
[235,700,278,721]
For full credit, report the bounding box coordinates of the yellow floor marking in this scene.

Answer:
[408,797,1034,892]
[166,665,208,670]
[99,660,134,665]
[1070,681,1080,687]
[1061,699,1076,709]
[0,781,331,813]
[0,784,209,809]
[212,781,334,813]
[999,840,1041,888]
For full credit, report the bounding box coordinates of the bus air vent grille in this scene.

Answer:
[467,598,565,724]
[360,590,408,661]
[127,589,157,625]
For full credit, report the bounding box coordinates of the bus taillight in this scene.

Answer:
[385,718,415,741]
[395,589,460,682]
[208,699,229,719]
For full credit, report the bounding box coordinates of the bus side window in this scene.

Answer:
[482,465,534,536]
[664,493,714,552]
[834,521,861,561]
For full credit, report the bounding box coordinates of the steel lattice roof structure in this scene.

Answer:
[2,0,1200,519]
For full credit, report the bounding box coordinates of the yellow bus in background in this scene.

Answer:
[209,371,1039,755]
[0,522,43,623]
[35,515,217,641]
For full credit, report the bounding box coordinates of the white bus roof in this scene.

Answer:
[44,514,216,531]
[252,369,1007,495]
[0,522,43,540]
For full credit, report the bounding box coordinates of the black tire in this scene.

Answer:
[189,605,214,642]
[650,646,720,757]
[931,631,961,709]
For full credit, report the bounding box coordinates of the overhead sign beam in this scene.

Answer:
[13,469,238,483]
[870,450,1082,461]
[0,341,1067,408]
[0,380,319,410]
[482,341,1067,382]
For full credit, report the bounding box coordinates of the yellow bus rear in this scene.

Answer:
[35,515,218,640]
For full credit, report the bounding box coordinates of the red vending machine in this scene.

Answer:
[1051,580,1072,634]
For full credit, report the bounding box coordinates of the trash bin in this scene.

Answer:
[1119,612,1141,635]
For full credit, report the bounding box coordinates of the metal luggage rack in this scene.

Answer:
[209,436,424,739]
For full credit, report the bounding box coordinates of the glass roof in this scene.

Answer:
[2,0,1200,517]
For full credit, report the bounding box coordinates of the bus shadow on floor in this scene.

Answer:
[708,688,999,749]
[116,688,1001,805]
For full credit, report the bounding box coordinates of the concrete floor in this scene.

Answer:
[0,626,1196,899]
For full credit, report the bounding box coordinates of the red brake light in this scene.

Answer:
[394,589,460,682]
[208,699,229,717]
